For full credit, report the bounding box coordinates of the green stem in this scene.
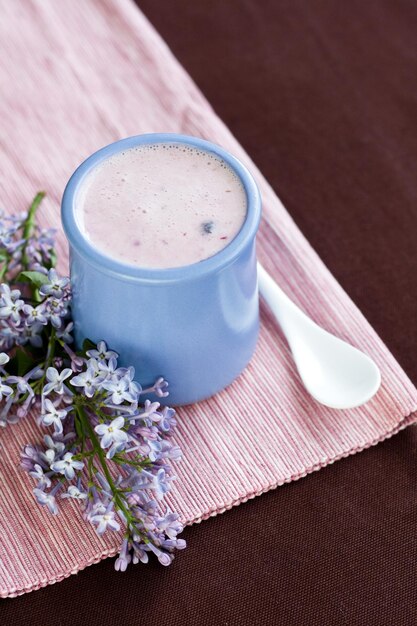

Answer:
[21,192,45,269]
[0,261,9,282]
[45,327,57,365]
[112,455,149,468]
[33,327,57,393]
[76,405,132,523]
[0,192,45,284]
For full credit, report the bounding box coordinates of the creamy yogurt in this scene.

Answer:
[77,143,247,269]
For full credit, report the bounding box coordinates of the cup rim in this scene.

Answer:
[61,133,261,283]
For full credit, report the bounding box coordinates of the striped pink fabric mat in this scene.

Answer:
[1,0,417,598]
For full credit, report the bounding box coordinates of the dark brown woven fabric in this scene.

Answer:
[2,1,417,624]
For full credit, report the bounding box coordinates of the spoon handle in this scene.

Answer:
[257,262,315,340]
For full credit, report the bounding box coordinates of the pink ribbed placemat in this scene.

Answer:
[1,0,417,598]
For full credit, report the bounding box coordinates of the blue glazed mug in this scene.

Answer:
[61,133,261,405]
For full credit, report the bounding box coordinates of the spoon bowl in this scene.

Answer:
[257,263,381,409]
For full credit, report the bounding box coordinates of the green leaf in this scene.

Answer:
[6,354,18,376]
[81,338,96,355]
[15,347,36,376]
[49,249,57,268]
[17,270,49,288]
[74,413,84,440]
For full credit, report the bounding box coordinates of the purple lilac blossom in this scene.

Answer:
[40,398,68,434]
[95,416,128,449]
[50,452,84,480]
[86,340,118,361]
[22,339,185,569]
[0,204,186,570]
[39,269,70,299]
[90,506,121,535]
[43,367,72,395]
[34,485,61,515]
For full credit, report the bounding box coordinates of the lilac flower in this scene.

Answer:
[122,468,153,492]
[133,424,158,442]
[40,398,68,434]
[3,194,185,569]
[51,452,84,480]
[6,377,34,423]
[134,400,161,426]
[123,367,142,396]
[94,471,113,494]
[131,496,158,517]
[24,242,41,266]
[43,435,66,457]
[43,367,72,395]
[63,344,84,372]
[0,376,13,401]
[85,498,107,522]
[70,363,103,397]
[23,303,48,325]
[35,226,56,261]
[6,375,32,396]
[132,544,149,564]
[86,340,118,361]
[159,407,177,433]
[39,269,70,298]
[156,513,184,539]
[142,376,169,398]
[0,225,15,247]
[6,239,25,260]
[61,485,87,501]
[97,356,118,377]
[44,297,68,328]
[146,542,173,566]
[29,463,52,488]
[90,506,121,535]
[110,441,129,460]
[0,284,18,298]
[129,467,170,500]
[18,322,44,348]
[34,487,59,515]
[0,352,10,366]
[0,325,21,350]
[41,446,63,467]
[145,438,162,462]
[15,402,32,420]
[21,444,42,471]
[153,377,169,398]
[162,538,187,551]
[56,321,74,344]
[25,365,44,381]
[0,395,18,427]
[95,416,128,450]
[103,375,139,405]
[150,467,171,500]
[0,285,24,322]
[115,538,132,572]
[159,440,182,462]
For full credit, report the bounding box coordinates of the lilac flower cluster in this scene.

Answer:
[0,194,185,569]
[0,193,55,277]
[22,342,185,568]
[0,271,71,352]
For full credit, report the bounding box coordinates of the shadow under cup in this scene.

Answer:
[61,133,262,405]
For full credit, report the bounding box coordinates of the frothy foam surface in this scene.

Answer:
[77,143,247,269]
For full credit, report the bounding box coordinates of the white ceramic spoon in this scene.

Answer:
[257,263,381,409]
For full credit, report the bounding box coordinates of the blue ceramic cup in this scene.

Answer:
[61,133,261,405]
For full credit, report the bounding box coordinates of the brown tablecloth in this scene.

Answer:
[2,1,417,624]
